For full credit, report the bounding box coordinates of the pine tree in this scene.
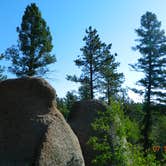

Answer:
[67,26,108,99]
[4,3,56,77]
[67,75,91,100]
[76,75,91,100]
[78,82,91,100]
[99,44,124,104]
[130,11,166,151]
[65,91,78,112]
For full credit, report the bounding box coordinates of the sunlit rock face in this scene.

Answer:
[0,77,84,166]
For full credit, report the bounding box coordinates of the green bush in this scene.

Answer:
[88,100,159,166]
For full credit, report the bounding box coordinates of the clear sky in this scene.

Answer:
[0,0,166,102]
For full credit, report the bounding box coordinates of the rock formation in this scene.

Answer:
[0,77,84,166]
[68,100,106,166]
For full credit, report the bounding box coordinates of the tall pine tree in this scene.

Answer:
[4,3,56,77]
[99,44,124,104]
[130,11,166,151]
[67,26,105,99]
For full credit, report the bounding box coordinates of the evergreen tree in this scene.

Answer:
[56,91,78,120]
[65,91,78,112]
[99,44,124,104]
[130,11,166,151]
[67,27,123,101]
[78,76,91,100]
[88,101,158,166]
[4,3,56,77]
[67,26,107,99]
[56,97,69,119]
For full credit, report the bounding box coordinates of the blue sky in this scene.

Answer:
[0,0,166,102]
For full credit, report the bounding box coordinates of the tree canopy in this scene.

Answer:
[130,11,166,151]
[4,3,56,77]
[67,26,123,101]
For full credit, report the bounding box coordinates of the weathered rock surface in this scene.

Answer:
[0,77,84,166]
[68,100,106,166]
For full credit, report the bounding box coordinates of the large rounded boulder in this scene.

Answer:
[0,77,84,166]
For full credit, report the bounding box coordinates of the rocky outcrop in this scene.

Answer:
[0,77,84,166]
[68,100,106,166]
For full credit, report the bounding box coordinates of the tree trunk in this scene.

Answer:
[143,56,152,152]
[90,55,93,99]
